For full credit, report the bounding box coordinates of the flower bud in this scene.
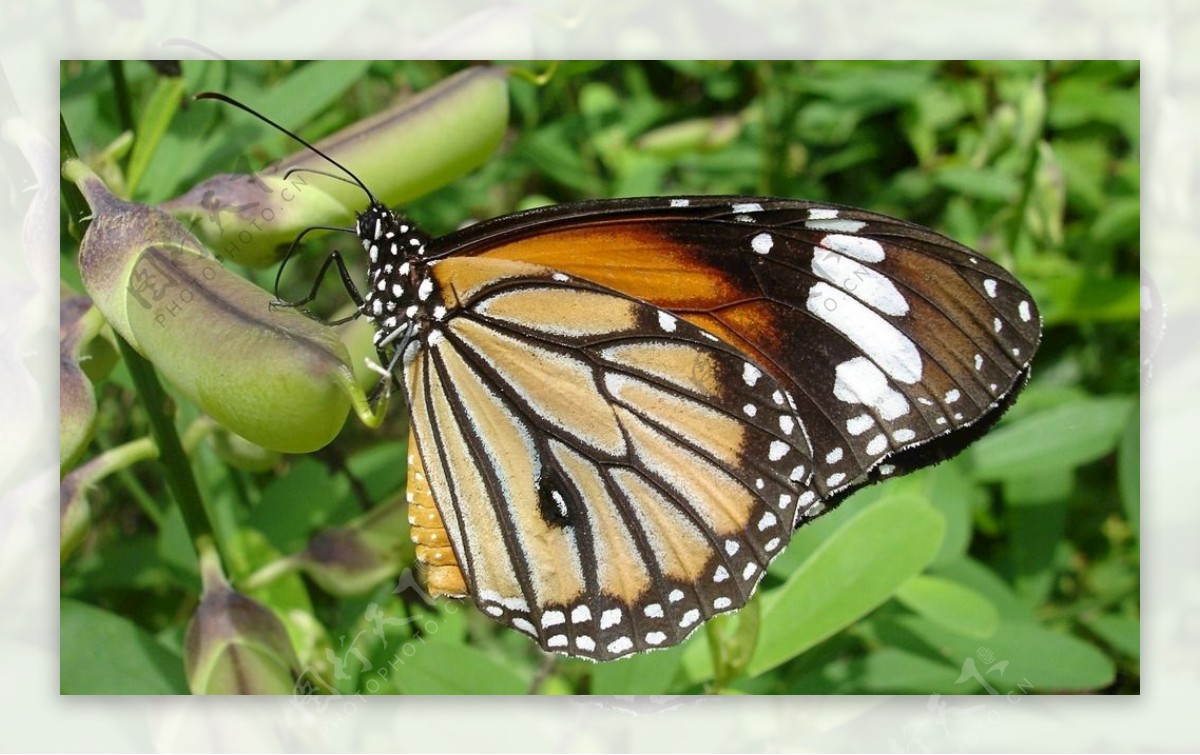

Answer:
[298,499,409,596]
[185,542,301,694]
[60,294,99,469]
[67,160,369,453]
[636,114,742,157]
[163,66,510,267]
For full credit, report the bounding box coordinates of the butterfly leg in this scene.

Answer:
[270,249,364,323]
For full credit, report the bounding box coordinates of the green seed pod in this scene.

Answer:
[68,160,371,453]
[163,65,511,268]
[636,114,743,157]
[185,542,301,695]
[298,499,409,596]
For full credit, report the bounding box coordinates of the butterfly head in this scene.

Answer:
[355,202,441,353]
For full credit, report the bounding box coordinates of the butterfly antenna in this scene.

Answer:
[283,166,363,188]
[196,91,379,206]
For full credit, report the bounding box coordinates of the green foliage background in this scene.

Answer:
[59,60,1140,695]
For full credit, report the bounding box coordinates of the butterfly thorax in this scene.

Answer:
[356,203,442,352]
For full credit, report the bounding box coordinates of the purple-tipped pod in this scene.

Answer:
[185,539,301,694]
[163,66,510,268]
[67,160,377,453]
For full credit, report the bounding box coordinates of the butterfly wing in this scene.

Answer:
[427,196,1042,512]
[403,257,814,660]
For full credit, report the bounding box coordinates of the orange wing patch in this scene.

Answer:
[475,223,746,310]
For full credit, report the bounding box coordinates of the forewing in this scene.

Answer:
[429,196,1042,510]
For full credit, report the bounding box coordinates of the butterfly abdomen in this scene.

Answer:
[406,431,468,599]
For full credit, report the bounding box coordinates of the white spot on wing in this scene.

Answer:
[846,413,875,435]
[833,357,910,420]
[607,637,634,654]
[751,232,774,255]
[670,198,690,207]
[513,617,537,636]
[600,608,623,629]
[820,234,885,262]
[806,218,867,233]
[1019,300,1032,322]
[811,250,909,316]
[769,441,790,461]
[808,208,839,220]
[743,363,762,387]
[658,311,678,332]
[866,434,888,455]
[732,202,763,213]
[984,279,998,298]
[809,283,922,384]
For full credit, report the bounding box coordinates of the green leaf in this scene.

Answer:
[126,75,186,195]
[1118,406,1140,535]
[61,599,189,694]
[923,461,980,565]
[1082,613,1140,661]
[893,615,1115,692]
[228,60,374,143]
[858,647,967,694]
[933,166,1021,203]
[1002,467,1074,506]
[930,558,1035,623]
[747,493,944,676]
[390,641,529,695]
[1007,498,1068,605]
[591,642,688,695]
[248,459,355,552]
[969,396,1135,480]
[895,574,999,639]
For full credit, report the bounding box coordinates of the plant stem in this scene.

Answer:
[115,333,228,566]
[59,115,91,239]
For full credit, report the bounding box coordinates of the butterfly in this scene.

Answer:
[203,93,1042,662]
